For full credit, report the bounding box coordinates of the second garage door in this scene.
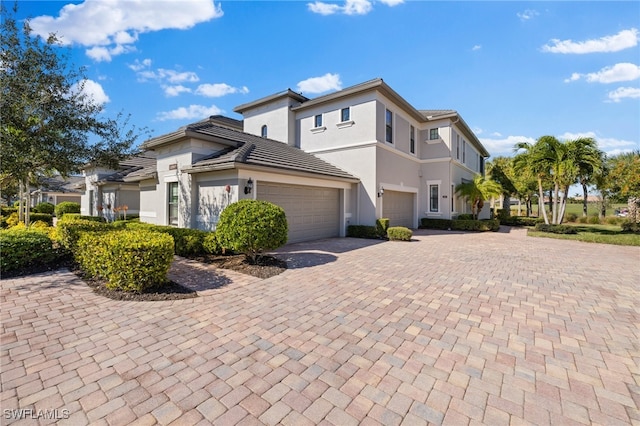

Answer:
[383,190,414,228]
[257,182,340,243]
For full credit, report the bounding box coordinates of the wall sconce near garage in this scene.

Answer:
[244,178,253,195]
[377,186,384,198]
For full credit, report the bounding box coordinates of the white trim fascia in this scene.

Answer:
[310,126,327,134]
[379,182,418,193]
[305,140,377,154]
[336,120,355,129]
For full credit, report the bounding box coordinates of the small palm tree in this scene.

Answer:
[455,174,503,220]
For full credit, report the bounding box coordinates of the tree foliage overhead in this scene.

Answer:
[0,2,143,184]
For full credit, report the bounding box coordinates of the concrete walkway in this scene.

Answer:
[1,228,639,425]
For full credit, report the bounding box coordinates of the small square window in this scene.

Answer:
[430,128,439,140]
[341,107,350,122]
[314,114,323,128]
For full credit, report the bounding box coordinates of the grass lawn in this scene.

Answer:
[527,223,640,246]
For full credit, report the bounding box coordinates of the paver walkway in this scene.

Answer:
[1,228,639,425]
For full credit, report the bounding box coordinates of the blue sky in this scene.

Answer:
[16,0,640,160]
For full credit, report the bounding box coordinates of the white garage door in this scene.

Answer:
[383,190,414,228]
[257,182,340,243]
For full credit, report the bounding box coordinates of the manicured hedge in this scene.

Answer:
[203,232,223,255]
[420,218,500,232]
[533,223,578,234]
[55,202,80,218]
[76,230,174,292]
[29,213,53,226]
[420,218,452,230]
[0,228,59,273]
[55,218,114,251]
[59,213,106,223]
[1,207,17,217]
[125,222,207,257]
[498,216,542,227]
[347,225,379,239]
[376,218,390,238]
[387,226,412,241]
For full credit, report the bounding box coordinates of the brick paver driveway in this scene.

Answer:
[2,228,639,425]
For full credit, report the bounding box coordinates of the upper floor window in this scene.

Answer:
[385,109,393,143]
[479,156,485,175]
[456,134,460,160]
[430,128,439,140]
[341,107,350,122]
[463,141,466,163]
[410,125,415,154]
[314,114,323,128]
[261,125,268,138]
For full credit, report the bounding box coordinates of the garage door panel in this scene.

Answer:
[257,182,340,243]
[383,190,414,228]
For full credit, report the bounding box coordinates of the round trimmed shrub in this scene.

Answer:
[0,228,59,273]
[387,226,413,241]
[55,202,80,218]
[216,199,288,263]
[34,202,55,215]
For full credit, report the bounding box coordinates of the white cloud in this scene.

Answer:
[73,79,110,105]
[156,104,223,121]
[558,131,637,155]
[565,63,640,84]
[472,45,482,51]
[195,83,249,98]
[473,127,483,135]
[480,135,536,157]
[29,0,223,61]
[297,73,342,94]
[542,28,639,54]
[607,86,640,103]
[129,58,152,72]
[517,9,539,21]
[164,85,192,97]
[130,60,200,84]
[308,0,400,15]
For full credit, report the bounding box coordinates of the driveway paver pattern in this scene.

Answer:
[1,228,639,425]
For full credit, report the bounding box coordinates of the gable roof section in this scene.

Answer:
[33,176,84,194]
[182,122,357,181]
[96,152,158,184]
[234,89,309,114]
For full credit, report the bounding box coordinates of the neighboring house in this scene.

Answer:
[79,152,157,221]
[80,78,490,243]
[30,176,84,207]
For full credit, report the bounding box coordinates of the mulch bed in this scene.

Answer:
[3,254,287,302]
[190,254,287,280]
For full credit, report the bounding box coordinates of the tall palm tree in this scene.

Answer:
[566,137,603,218]
[455,174,503,220]
[514,136,577,224]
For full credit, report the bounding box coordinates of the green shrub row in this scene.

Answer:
[1,207,17,217]
[55,202,80,218]
[376,218,390,237]
[33,202,55,215]
[76,230,174,292]
[0,228,60,273]
[420,218,500,232]
[124,222,208,257]
[387,226,412,241]
[347,225,379,239]
[533,223,578,234]
[60,213,106,223]
[55,218,114,251]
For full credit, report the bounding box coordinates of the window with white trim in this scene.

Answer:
[261,125,267,138]
[314,114,323,128]
[341,107,350,122]
[430,128,439,140]
[410,125,415,154]
[451,184,455,212]
[456,134,460,160]
[462,140,466,163]
[168,182,178,226]
[429,184,439,212]
[385,109,393,143]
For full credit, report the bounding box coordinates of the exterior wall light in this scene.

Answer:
[378,186,384,198]
[244,178,253,195]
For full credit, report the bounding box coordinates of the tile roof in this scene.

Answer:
[33,176,84,194]
[185,122,357,181]
[98,151,158,184]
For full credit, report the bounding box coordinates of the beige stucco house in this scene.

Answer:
[81,78,490,243]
